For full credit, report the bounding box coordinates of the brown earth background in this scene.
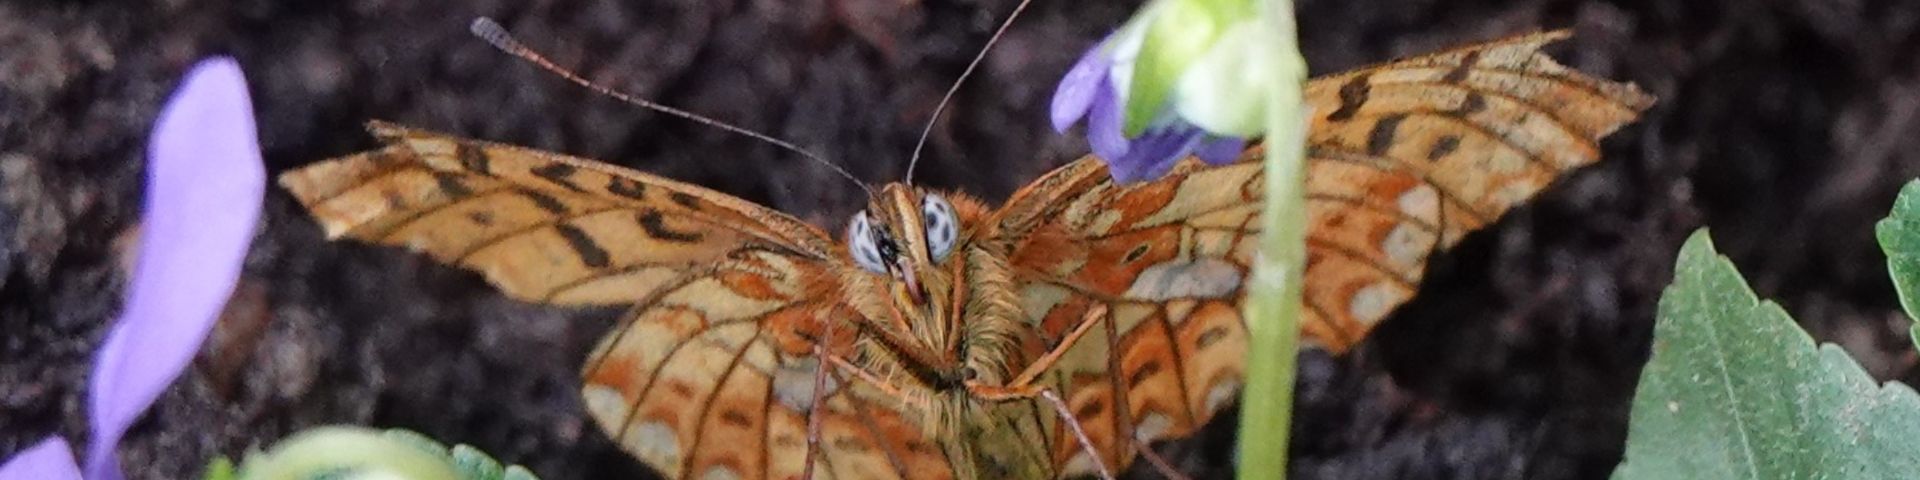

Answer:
[6,0,1920,478]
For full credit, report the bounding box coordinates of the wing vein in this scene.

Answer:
[1305,236,1420,288]
[450,205,629,265]
[1156,312,1198,427]
[1307,149,1495,223]
[367,184,518,241]
[1305,193,1443,234]
[679,328,764,479]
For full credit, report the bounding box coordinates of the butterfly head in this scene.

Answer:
[847,184,964,314]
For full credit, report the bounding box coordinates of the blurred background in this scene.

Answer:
[5,0,1920,478]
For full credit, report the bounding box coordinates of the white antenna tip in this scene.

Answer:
[470,17,515,51]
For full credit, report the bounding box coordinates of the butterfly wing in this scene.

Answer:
[280,122,952,480]
[990,31,1653,474]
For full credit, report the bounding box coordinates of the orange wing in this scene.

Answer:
[279,122,952,480]
[988,31,1653,475]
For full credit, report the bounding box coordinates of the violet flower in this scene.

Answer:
[1052,0,1283,183]
[0,57,264,480]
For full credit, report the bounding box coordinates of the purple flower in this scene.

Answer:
[0,57,264,480]
[0,439,80,480]
[1051,34,1244,184]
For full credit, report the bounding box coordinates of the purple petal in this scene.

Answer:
[1085,76,1130,162]
[1050,43,1111,132]
[1193,136,1246,165]
[1107,127,1206,183]
[0,438,82,480]
[86,57,263,480]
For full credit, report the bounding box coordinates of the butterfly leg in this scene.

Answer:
[801,317,838,480]
[970,383,1115,480]
[797,320,933,480]
[968,303,1117,480]
[1103,309,1186,480]
[1004,303,1109,387]
[1132,439,1191,480]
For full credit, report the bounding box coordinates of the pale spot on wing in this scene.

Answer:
[1397,183,1438,218]
[1133,413,1173,442]
[772,358,839,411]
[1380,223,1433,270]
[581,384,630,429]
[1165,299,1197,325]
[1192,229,1238,257]
[701,466,743,480]
[626,421,682,471]
[1123,258,1244,301]
[1204,379,1242,413]
[1088,208,1124,233]
[1349,282,1409,325]
[1063,452,1099,478]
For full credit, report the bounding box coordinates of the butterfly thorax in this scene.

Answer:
[845,183,1058,478]
[840,185,1040,436]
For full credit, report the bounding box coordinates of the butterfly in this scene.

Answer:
[279,30,1651,479]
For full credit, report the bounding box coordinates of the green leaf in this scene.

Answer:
[234,426,457,480]
[1612,230,1920,480]
[227,426,543,480]
[1876,179,1920,351]
[201,457,236,480]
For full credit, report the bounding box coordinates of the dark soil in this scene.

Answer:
[6,0,1920,479]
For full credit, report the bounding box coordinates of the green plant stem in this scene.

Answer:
[1235,0,1308,478]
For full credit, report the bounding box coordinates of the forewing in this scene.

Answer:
[280,122,953,480]
[1297,30,1652,343]
[278,121,837,305]
[991,30,1652,474]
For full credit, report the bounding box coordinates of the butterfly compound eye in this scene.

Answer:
[847,211,889,274]
[922,193,957,261]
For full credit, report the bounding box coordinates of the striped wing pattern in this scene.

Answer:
[990,31,1653,476]
[279,123,955,480]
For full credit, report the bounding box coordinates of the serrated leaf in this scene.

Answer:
[1612,230,1920,480]
[1875,179,1920,351]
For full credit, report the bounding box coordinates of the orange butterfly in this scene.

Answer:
[279,31,1650,479]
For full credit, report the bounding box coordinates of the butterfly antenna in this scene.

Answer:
[470,17,875,196]
[902,0,1035,184]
